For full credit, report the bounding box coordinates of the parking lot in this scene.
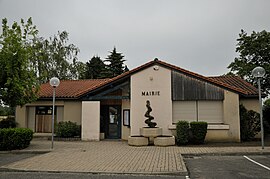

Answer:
[184,155,270,179]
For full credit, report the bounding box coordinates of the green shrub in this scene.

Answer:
[176,121,189,145]
[0,128,33,151]
[0,106,15,116]
[240,105,260,141]
[0,116,17,129]
[190,121,208,144]
[56,121,81,138]
[263,100,270,135]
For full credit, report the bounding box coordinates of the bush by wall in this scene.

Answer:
[0,106,15,116]
[0,128,33,151]
[240,104,260,141]
[0,116,17,129]
[176,121,189,145]
[56,121,81,138]
[263,100,270,135]
[190,121,208,144]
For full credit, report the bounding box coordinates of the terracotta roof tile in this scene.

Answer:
[155,60,251,95]
[209,76,258,96]
[37,59,259,99]
[38,79,108,99]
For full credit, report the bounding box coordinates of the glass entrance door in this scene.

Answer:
[107,106,121,139]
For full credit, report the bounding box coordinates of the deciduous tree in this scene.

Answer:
[0,17,82,107]
[228,30,270,94]
[0,18,39,107]
[31,31,80,83]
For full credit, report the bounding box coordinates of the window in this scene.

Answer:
[198,101,223,123]
[36,106,56,115]
[172,101,223,124]
[172,101,196,123]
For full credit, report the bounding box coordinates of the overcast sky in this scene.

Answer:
[0,0,269,76]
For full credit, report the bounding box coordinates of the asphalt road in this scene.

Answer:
[184,155,270,179]
[0,153,39,167]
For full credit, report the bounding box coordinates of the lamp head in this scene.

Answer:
[252,67,265,78]
[50,77,60,87]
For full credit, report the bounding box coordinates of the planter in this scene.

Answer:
[140,127,162,137]
[128,136,149,146]
[154,135,175,146]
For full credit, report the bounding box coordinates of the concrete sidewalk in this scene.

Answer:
[1,139,270,175]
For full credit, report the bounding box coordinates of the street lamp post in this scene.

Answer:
[49,77,60,149]
[252,67,265,149]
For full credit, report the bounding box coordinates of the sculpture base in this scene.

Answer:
[128,136,149,146]
[140,127,162,137]
[154,136,175,146]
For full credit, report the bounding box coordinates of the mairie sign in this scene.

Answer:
[142,91,160,96]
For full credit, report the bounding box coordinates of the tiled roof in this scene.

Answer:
[38,79,108,98]
[209,76,258,96]
[38,59,259,99]
[144,59,255,95]
[155,60,250,95]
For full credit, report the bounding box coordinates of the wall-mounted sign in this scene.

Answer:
[123,109,130,127]
[142,91,160,96]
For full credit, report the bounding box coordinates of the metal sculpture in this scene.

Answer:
[144,100,157,128]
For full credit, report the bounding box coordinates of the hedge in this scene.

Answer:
[56,121,81,138]
[0,128,33,151]
[0,116,17,129]
[190,121,208,144]
[176,121,189,145]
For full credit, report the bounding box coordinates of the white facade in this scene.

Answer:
[130,65,172,136]
[82,101,100,141]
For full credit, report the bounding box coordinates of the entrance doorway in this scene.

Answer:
[100,105,121,139]
[35,106,56,133]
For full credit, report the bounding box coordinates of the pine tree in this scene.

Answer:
[105,47,126,78]
[84,56,106,79]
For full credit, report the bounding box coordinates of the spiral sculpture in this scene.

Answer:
[144,100,157,128]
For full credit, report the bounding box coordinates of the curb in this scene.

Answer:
[0,168,189,176]
[0,150,51,155]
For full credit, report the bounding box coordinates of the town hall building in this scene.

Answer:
[16,59,260,142]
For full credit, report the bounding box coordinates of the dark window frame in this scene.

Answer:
[123,109,130,127]
[36,106,56,115]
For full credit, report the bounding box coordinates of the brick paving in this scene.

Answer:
[1,139,270,175]
[0,140,187,175]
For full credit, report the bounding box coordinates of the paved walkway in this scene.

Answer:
[1,139,270,175]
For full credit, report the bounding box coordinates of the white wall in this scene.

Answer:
[82,101,100,141]
[27,107,35,130]
[122,99,130,140]
[223,90,240,142]
[64,101,82,125]
[130,65,172,135]
[240,99,259,112]
[57,106,64,123]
